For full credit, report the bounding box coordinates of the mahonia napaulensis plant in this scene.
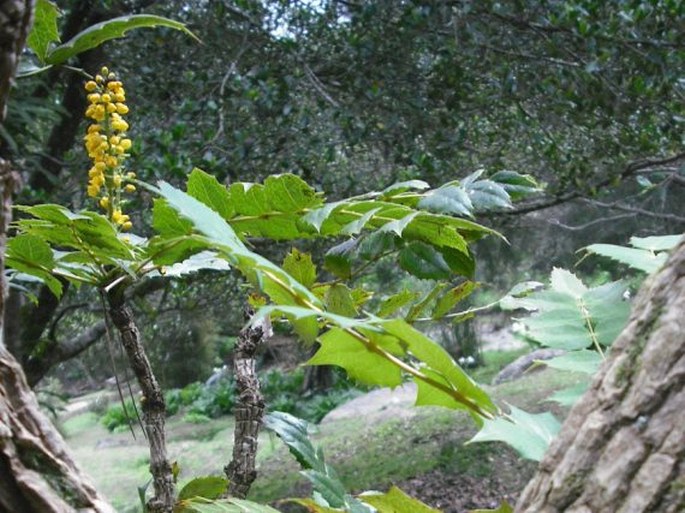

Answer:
[84,67,136,231]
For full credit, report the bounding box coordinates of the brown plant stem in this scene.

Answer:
[225,310,271,499]
[106,288,175,513]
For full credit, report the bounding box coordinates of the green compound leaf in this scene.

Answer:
[509,269,630,351]
[490,170,539,201]
[432,281,478,319]
[629,234,682,251]
[398,241,452,280]
[468,405,561,461]
[325,284,358,317]
[381,319,496,416]
[418,184,474,217]
[541,349,602,375]
[27,0,61,63]
[377,289,421,318]
[152,199,194,237]
[308,328,403,387]
[264,412,324,472]
[547,382,590,406]
[265,412,372,513]
[282,248,317,289]
[177,476,228,501]
[187,168,234,220]
[6,234,62,297]
[584,235,681,274]
[360,486,441,513]
[174,497,280,513]
[46,14,199,65]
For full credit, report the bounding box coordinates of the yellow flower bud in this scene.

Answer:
[109,136,121,145]
[85,81,98,92]
[95,74,104,83]
[120,139,132,150]
[116,103,129,115]
[87,185,100,197]
[105,156,118,167]
[114,93,126,102]
[87,93,101,103]
[124,184,136,193]
[113,174,122,187]
[99,197,110,209]
[121,221,133,231]
[107,72,116,80]
[127,172,136,179]
[111,119,129,132]
[106,103,117,113]
[101,93,111,103]
[101,67,109,76]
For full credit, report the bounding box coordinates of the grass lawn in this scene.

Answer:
[63,350,584,512]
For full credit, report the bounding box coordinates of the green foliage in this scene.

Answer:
[467,405,561,462]
[584,234,682,274]
[502,268,630,352]
[177,476,228,501]
[28,12,198,66]
[100,399,137,432]
[265,412,440,512]
[175,497,280,513]
[26,0,60,64]
[360,487,441,513]
[187,379,236,419]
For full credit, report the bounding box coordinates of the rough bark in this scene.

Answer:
[106,290,175,513]
[225,312,271,499]
[0,345,116,513]
[516,239,685,512]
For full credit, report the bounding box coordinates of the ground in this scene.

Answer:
[60,348,583,512]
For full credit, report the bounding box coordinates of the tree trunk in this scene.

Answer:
[0,2,115,511]
[0,345,116,513]
[517,239,685,512]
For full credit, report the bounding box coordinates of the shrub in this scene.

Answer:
[101,399,138,432]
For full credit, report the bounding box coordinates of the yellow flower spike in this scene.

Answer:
[84,67,135,226]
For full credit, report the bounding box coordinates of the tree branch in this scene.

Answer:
[224,309,271,499]
[106,287,174,513]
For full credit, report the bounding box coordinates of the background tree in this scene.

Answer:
[517,238,685,512]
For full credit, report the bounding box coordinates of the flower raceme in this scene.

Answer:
[84,67,135,231]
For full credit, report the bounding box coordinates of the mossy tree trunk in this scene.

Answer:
[517,239,685,512]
